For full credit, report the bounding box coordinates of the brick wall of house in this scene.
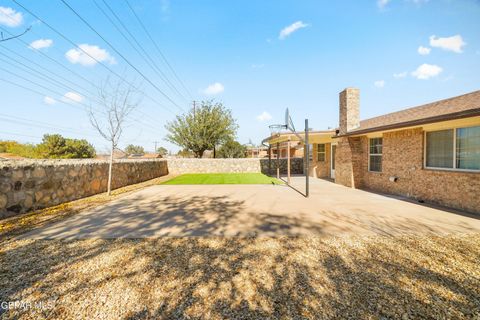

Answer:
[335,137,356,187]
[307,143,331,178]
[334,127,480,213]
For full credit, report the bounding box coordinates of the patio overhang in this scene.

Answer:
[263,130,336,146]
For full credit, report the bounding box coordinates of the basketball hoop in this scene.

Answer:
[266,108,310,198]
[268,124,287,136]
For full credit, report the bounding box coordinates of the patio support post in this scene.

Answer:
[305,119,309,197]
[287,139,291,185]
[268,145,272,176]
[276,142,280,179]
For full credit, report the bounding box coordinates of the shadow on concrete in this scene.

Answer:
[278,175,308,198]
[20,193,331,239]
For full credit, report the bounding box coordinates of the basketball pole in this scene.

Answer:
[305,118,309,197]
[287,138,291,184]
[276,142,280,179]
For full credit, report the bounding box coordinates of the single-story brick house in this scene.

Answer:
[264,88,480,213]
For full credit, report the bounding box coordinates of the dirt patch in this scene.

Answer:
[1,234,479,319]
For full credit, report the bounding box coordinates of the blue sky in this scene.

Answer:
[0,0,479,153]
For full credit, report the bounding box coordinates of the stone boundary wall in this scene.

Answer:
[167,158,303,175]
[0,158,304,218]
[0,159,168,218]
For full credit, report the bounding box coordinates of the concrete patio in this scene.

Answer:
[21,177,480,239]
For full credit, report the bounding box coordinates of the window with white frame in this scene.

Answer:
[369,137,383,172]
[306,144,313,161]
[317,144,326,162]
[426,125,480,170]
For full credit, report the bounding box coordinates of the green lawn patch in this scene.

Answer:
[161,173,283,185]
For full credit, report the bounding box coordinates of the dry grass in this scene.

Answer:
[1,234,479,319]
[0,175,175,241]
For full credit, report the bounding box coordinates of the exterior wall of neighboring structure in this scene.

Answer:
[334,127,480,214]
[246,147,268,158]
[271,144,303,159]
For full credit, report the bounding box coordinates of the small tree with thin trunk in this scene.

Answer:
[89,78,141,195]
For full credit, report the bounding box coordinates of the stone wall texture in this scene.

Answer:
[0,159,168,218]
[260,158,304,176]
[334,127,480,214]
[0,158,303,217]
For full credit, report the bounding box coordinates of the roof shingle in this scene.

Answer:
[351,90,480,134]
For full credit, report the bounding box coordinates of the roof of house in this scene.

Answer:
[347,90,480,135]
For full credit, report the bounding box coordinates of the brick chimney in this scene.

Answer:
[339,88,360,134]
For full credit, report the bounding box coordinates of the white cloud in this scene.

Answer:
[374,80,385,88]
[251,64,265,69]
[43,96,56,105]
[429,35,466,53]
[0,7,23,27]
[279,21,309,40]
[393,71,407,79]
[202,82,224,95]
[256,111,272,122]
[62,92,84,103]
[65,44,116,66]
[411,63,442,80]
[377,0,390,9]
[29,39,53,50]
[417,46,431,55]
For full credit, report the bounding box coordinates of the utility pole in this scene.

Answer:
[153,141,160,153]
[192,100,196,119]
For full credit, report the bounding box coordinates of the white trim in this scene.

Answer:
[330,143,337,179]
[424,167,480,173]
[424,124,480,172]
[368,137,383,172]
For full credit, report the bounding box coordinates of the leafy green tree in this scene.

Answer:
[217,139,247,158]
[36,134,96,159]
[165,101,238,158]
[65,139,97,158]
[0,140,38,158]
[177,149,193,158]
[125,144,145,155]
[156,147,168,156]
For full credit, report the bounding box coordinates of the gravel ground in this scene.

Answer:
[1,234,479,319]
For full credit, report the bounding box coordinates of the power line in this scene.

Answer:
[58,0,185,112]
[0,75,163,136]
[0,130,43,140]
[10,0,180,115]
[0,28,168,130]
[93,0,189,103]
[124,0,194,100]
[0,26,30,42]
[0,45,161,130]
[0,116,101,139]
[0,65,88,112]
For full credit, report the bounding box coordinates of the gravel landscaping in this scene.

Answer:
[1,234,479,319]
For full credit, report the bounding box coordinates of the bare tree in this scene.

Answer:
[89,78,141,195]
